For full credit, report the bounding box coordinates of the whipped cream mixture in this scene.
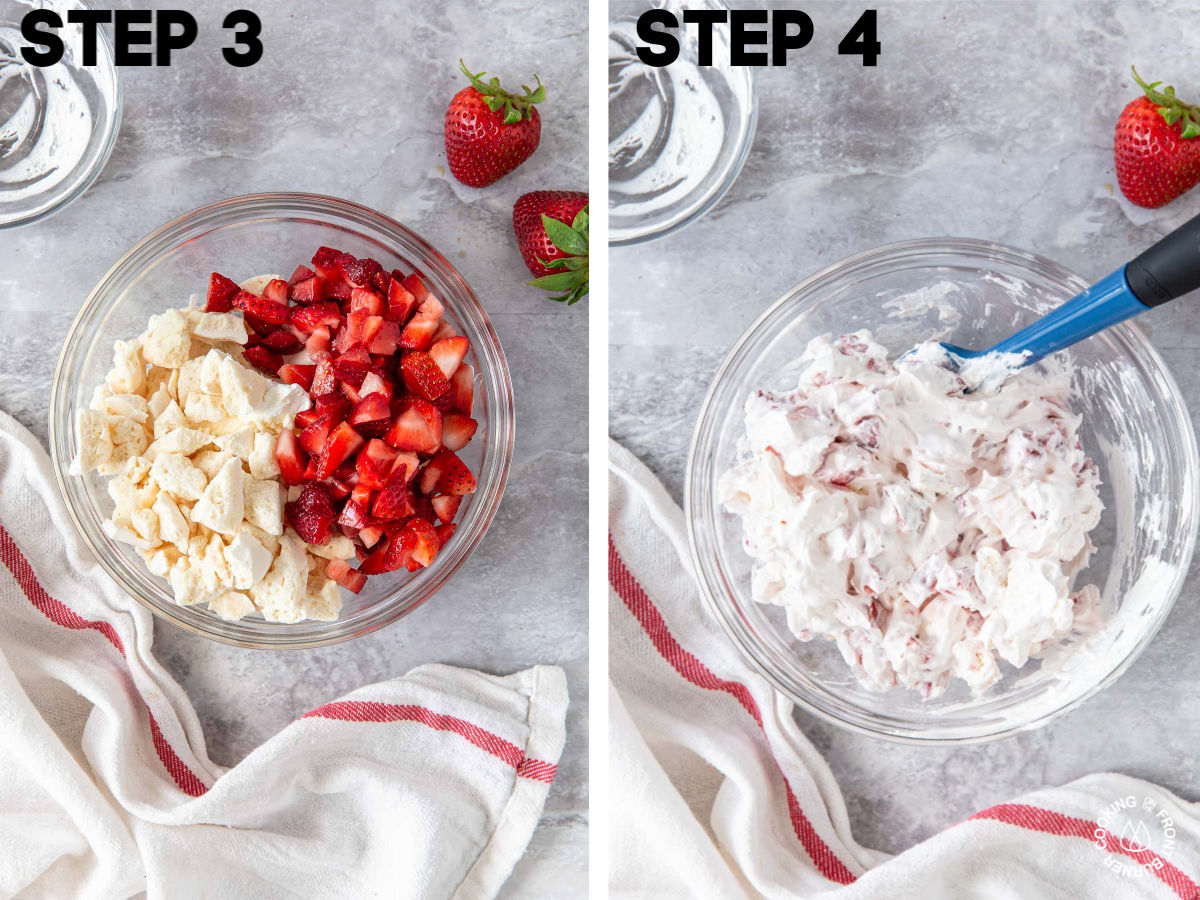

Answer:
[719,332,1104,698]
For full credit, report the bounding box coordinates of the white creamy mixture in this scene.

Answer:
[719,331,1104,698]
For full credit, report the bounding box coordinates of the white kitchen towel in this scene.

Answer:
[609,438,1200,900]
[0,408,568,900]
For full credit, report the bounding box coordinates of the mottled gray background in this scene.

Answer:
[2,1,587,895]
[610,0,1200,855]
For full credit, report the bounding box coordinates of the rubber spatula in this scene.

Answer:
[912,211,1200,387]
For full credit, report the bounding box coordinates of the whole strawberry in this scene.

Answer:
[513,191,588,305]
[1115,67,1200,208]
[444,60,544,188]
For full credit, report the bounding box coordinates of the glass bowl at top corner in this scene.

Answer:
[49,193,515,649]
[1,0,123,228]
[608,0,758,246]
[686,237,1199,744]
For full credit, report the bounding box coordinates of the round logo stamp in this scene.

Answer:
[1093,794,1177,878]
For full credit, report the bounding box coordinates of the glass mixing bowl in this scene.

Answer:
[49,193,514,649]
[687,238,1199,743]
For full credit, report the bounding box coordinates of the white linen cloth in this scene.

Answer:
[0,409,568,900]
[609,438,1200,899]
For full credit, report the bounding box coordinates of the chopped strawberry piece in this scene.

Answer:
[359,525,385,548]
[243,312,281,337]
[261,329,304,354]
[288,265,315,286]
[371,473,415,521]
[366,319,401,355]
[263,279,289,304]
[432,320,458,343]
[315,421,363,480]
[427,449,476,496]
[387,278,417,323]
[432,494,462,524]
[435,522,457,545]
[299,411,337,457]
[312,246,348,272]
[441,413,478,451]
[400,352,451,401]
[314,392,349,422]
[360,371,393,400]
[341,255,384,289]
[398,297,445,351]
[405,518,440,567]
[349,392,390,431]
[311,358,338,397]
[305,325,332,360]
[286,483,335,544]
[327,278,353,301]
[385,397,442,453]
[275,429,307,485]
[401,273,431,304]
[337,499,370,532]
[333,348,372,388]
[242,345,284,375]
[325,558,366,593]
[325,475,353,500]
[450,364,475,415]
[333,310,370,353]
[302,458,320,481]
[356,439,398,490]
[428,336,469,379]
[349,287,385,316]
[419,453,446,495]
[279,363,316,391]
[291,301,342,333]
[393,451,420,482]
[378,528,415,572]
[358,535,393,575]
[288,276,325,304]
[206,272,239,312]
[294,408,321,429]
[233,291,291,324]
[350,482,374,509]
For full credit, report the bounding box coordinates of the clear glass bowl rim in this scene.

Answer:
[685,235,1200,744]
[48,192,515,649]
[0,0,124,230]
[608,0,759,247]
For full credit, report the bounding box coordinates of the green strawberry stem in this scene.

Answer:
[529,205,589,306]
[459,59,545,125]
[1133,66,1200,139]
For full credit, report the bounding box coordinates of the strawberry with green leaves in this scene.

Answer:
[1115,67,1200,209]
[444,60,545,188]
[513,191,589,306]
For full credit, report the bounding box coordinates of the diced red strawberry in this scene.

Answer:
[435,522,457,545]
[398,297,445,351]
[394,451,420,482]
[311,358,338,397]
[337,498,370,531]
[359,525,385,548]
[262,329,303,354]
[366,319,400,355]
[286,483,334,544]
[288,276,324,304]
[263,279,289,304]
[405,518,440,567]
[428,336,469,379]
[350,482,373,510]
[288,265,315,286]
[243,312,281,337]
[294,408,321,429]
[356,439,398,490]
[291,301,342,334]
[427,449,476,496]
[333,348,372,388]
[419,453,446,495]
[302,458,320,481]
[314,392,349,422]
[206,272,239,312]
[315,422,363,480]
[325,475,353,500]
[350,287,384,316]
[305,325,331,360]
[279,364,316,390]
[432,494,462,524]
[410,491,436,522]
[371,473,414,521]
[360,371,393,400]
[387,278,417,322]
[341,255,384,288]
[242,345,284,375]
[333,310,369,353]
[299,411,337,456]
[275,429,307,485]
[233,291,291,324]
[400,352,451,401]
[358,534,393,574]
[325,558,366,593]
[401,273,431,304]
[441,413,478,451]
[451,364,475,415]
[349,392,390,432]
[381,528,417,572]
[312,246,348,272]
[385,397,442,453]
[431,320,458,343]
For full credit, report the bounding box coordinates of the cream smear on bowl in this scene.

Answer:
[719,330,1106,699]
[0,3,119,225]
[608,1,754,244]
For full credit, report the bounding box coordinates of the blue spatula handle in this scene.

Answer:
[989,211,1200,365]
